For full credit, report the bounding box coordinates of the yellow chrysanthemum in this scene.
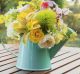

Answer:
[26,19,40,30]
[29,28,44,43]
[54,33,64,44]
[13,21,26,33]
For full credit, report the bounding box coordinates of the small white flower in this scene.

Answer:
[38,34,55,49]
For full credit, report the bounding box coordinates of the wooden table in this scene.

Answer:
[0,44,80,74]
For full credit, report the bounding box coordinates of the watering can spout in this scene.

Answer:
[49,28,75,59]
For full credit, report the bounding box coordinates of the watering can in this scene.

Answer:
[15,28,75,71]
[2,28,75,71]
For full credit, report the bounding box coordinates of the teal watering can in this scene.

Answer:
[1,28,74,71]
[15,28,75,71]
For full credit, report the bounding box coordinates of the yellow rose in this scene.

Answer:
[29,28,44,43]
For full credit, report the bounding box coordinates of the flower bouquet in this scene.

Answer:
[2,0,77,71]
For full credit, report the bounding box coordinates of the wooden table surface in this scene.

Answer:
[0,44,80,74]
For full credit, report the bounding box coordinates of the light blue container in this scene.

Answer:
[16,28,74,71]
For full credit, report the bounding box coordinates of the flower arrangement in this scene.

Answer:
[1,0,77,48]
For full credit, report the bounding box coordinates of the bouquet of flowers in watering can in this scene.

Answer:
[0,0,77,71]
[2,0,76,48]
[3,0,76,49]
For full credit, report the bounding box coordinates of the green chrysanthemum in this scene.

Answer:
[35,9,57,33]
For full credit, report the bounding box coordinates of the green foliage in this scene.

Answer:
[69,5,80,13]
[66,35,80,47]
[0,0,67,13]
[0,0,30,13]
[0,24,7,43]
[69,0,80,13]
[64,14,80,33]
[53,0,65,8]
[66,2,80,33]
[5,9,18,27]
[0,0,18,13]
